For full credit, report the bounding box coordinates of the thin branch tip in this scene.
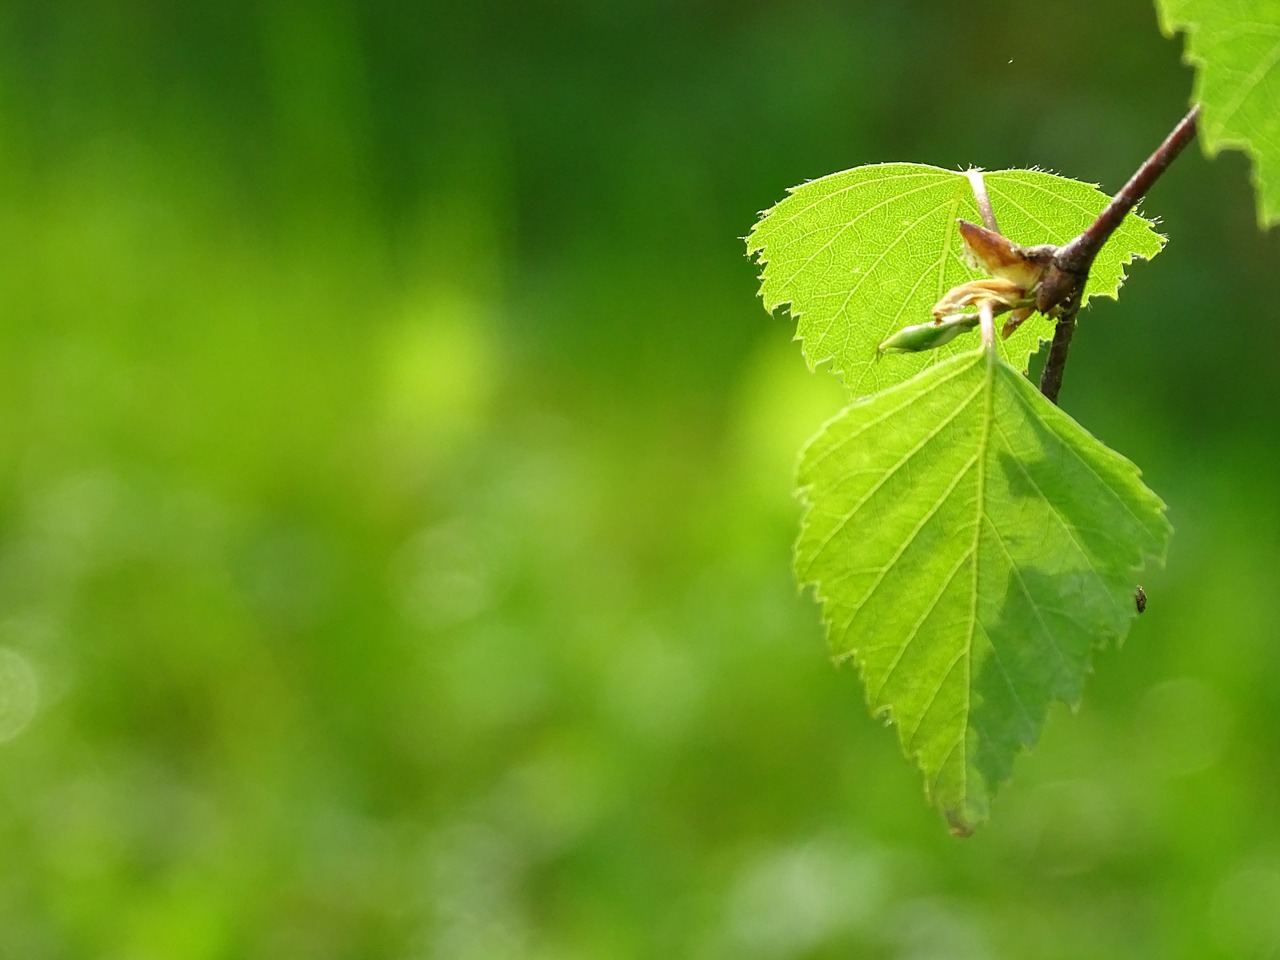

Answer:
[1036,106,1199,403]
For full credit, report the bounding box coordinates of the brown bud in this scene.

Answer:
[932,277,1028,322]
[957,220,1054,291]
[1001,306,1034,339]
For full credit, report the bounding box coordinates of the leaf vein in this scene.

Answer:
[807,380,985,569]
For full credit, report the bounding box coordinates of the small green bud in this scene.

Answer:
[877,313,979,356]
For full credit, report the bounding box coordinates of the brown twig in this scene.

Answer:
[1037,104,1200,404]
[1037,309,1077,404]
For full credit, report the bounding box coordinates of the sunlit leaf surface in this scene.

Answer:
[747,164,1165,397]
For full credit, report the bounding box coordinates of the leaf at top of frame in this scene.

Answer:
[1158,0,1280,227]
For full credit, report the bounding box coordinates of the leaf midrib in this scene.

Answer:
[956,346,997,805]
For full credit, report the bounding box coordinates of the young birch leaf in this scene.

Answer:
[796,348,1170,834]
[1157,0,1280,226]
[747,165,1164,398]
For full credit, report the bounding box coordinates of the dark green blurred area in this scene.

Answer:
[0,2,1277,957]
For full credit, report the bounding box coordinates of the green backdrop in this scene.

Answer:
[0,2,1275,958]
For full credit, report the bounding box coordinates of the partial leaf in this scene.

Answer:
[795,348,1170,834]
[1158,0,1280,226]
[747,164,1165,398]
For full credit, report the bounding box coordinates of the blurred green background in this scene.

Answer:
[0,2,1277,958]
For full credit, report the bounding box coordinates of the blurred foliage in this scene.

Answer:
[0,2,1278,958]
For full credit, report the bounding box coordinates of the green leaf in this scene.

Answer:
[1158,0,1280,226]
[795,347,1170,834]
[747,164,1165,398]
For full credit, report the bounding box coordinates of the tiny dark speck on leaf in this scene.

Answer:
[1135,585,1147,613]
